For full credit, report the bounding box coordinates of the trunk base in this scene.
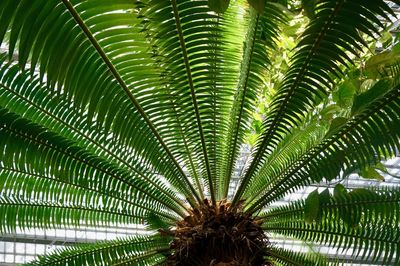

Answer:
[164,199,271,266]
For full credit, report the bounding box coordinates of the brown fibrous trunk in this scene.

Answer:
[162,199,272,266]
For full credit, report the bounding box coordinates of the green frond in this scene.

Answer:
[0,108,185,218]
[233,0,394,205]
[262,186,400,226]
[0,197,141,233]
[0,0,200,206]
[248,82,400,212]
[220,2,286,199]
[244,44,400,209]
[262,187,400,264]
[27,235,169,266]
[0,55,185,218]
[0,167,177,227]
[137,0,233,203]
[244,116,327,205]
[268,247,328,266]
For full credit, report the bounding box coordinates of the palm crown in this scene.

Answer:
[0,0,400,265]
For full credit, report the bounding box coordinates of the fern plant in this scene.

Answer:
[0,0,400,265]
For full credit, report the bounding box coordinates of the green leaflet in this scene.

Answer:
[304,189,320,224]
[359,166,385,181]
[269,246,328,266]
[324,117,348,138]
[303,188,332,224]
[302,0,318,19]
[352,79,392,115]
[332,80,357,108]
[319,188,330,205]
[333,183,347,200]
[146,212,170,230]
[208,0,230,13]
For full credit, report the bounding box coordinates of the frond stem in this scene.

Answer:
[170,0,216,205]
[264,226,399,244]
[111,248,169,266]
[224,13,260,199]
[0,201,139,220]
[261,198,399,220]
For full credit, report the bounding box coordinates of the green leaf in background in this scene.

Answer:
[351,79,391,115]
[380,31,393,50]
[322,151,346,181]
[319,189,330,205]
[359,166,385,181]
[301,0,317,19]
[316,188,330,222]
[320,104,342,122]
[304,189,320,224]
[146,213,170,230]
[333,184,347,201]
[248,0,266,14]
[208,0,230,13]
[364,47,400,79]
[332,81,357,108]
[325,117,348,138]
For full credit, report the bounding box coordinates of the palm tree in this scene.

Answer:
[0,0,399,264]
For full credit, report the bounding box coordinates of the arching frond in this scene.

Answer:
[0,54,185,218]
[244,115,327,205]
[27,235,169,266]
[248,83,400,212]
[262,187,400,264]
[233,0,394,206]
[0,109,185,221]
[268,247,328,266]
[0,0,200,206]
[219,2,286,199]
[136,0,237,203]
